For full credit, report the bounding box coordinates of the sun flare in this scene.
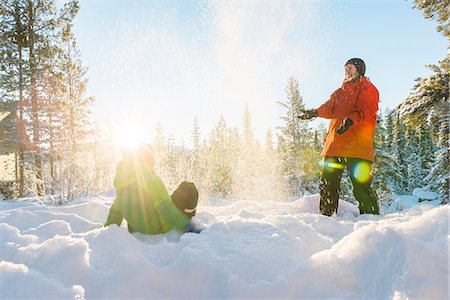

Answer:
[113,123,148,150]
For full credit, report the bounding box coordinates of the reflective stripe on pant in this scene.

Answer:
[319,156,379,216]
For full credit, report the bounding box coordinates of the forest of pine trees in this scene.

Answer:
[0,0,115,201]
[0,0,448,204]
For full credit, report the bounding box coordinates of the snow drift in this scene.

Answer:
[0,196,448,299]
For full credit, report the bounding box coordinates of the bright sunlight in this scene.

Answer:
[113,122,149,150]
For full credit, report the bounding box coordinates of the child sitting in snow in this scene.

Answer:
[105,143,201,234]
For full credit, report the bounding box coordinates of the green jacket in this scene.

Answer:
[105,161,189,234]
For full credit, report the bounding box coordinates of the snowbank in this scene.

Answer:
[0,196,448,299]
[412,188,440,201]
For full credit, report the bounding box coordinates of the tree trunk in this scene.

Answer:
[28,0,44,196]
[18,47,25,197]
[13,1,26,197]
[49,114,55,195]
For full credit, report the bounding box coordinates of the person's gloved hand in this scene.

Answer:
[297,109,317,120]
[335,118,354,135]
[183,221,202,234]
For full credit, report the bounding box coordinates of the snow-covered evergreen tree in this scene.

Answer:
[153,122,166,174]
[405,126,422,191]
[277,77,312,197]
[429,112,441,150]
[57,24,94,201]
[399,56,449,200]
[189,117,205,199]
[413,0,449,38]
[383,109,394,153]
[373,112,389,198]
[205,116,239,200]
[399,58,449,126]
[232,106,261,201]
[418,124,434,174]
[163,134,179,191]
[425,119,449,203]
[391,112,409,193]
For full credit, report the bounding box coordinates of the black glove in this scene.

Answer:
[297,109,317,120]
[335,118,354,135]
[183,221,202,234]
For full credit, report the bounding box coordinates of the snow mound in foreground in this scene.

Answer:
[0,196,448,299]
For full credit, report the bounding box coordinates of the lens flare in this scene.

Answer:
[319,160,345,170]
[351,161,371,183]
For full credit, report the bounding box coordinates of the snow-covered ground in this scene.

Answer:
[0,195,448,299]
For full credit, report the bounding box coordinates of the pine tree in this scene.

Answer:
[166,134,176,182]
[264,129,275,155]
[399,59,449,127]
[425,119,449,203]
[418,124,433,174]
[372,111,401,200]
[398,54,449,200]
[191,117,201,162]
[153,122,166,175]
[153,123,165,152]
[373,150,402,200]
[405,125,422,191]
[57,20,92,201]
[1,1,30,196]
[372,112,389,198]
[390,112,409,193]
[40,70,64,195]
[413,0,449,39]
[206,116,239,200]
[313,128,322,151]
[429,112,441,149]
[374,112,385,150]
[277,77,311,197]
[383,109,394,152]
[232,106,263,201]
[27,0,49,195]
[152,128,190,192]
[1,0,81,197]
[163,133,180,191]
[189,117,204,194]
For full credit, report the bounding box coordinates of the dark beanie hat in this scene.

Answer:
[171,181,199,218]
[345,58,366,76]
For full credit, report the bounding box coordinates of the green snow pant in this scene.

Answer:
[319,156,379,216]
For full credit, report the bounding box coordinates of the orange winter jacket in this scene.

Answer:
[317,77,379,162]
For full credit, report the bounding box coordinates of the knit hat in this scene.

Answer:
[345,58,366,76]
[171,181,199,218]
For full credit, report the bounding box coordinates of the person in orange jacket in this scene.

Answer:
[298,58,380,216]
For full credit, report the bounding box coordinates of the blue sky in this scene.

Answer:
[73,0,448,146]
